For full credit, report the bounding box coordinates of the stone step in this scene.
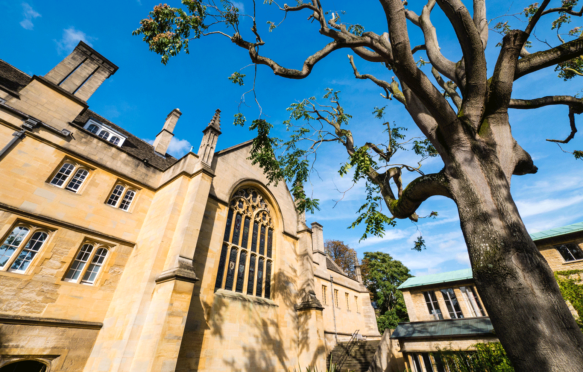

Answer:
[327,340,380,372]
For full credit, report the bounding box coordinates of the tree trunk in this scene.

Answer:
[446,133,583,371]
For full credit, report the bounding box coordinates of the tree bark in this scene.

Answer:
[445,127,583,371]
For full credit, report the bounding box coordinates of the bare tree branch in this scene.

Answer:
[348,55,406,103]
[473,0,488,48]
[515,37,583,80]
[431,67,462,110]
[524,0,551,36]
[547,107,579,144]
[509,95,583,110]
[541,5,583,17]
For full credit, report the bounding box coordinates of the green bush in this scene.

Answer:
[434,342,514,372]
[554,270,583,330]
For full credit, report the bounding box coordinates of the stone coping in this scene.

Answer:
[214,289,278,307]
[0,314,103,330]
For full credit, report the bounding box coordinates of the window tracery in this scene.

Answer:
[215,187,275,299]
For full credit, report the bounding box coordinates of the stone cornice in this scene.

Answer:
[0,314,102,330]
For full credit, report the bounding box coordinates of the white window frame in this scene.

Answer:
[49,161,90,193]
[0,223,51,274]
[83,119,127,147]
[106,183,138,211]
[64,242,110,285]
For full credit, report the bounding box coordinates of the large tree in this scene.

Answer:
[134,0,583,370]
[325,240,357,279]
[361,252,412,331]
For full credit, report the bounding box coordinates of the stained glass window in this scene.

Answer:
[247,255,256,295]
[264,260,272,299]
[259,225,266,255]
[256,257,264,297]
[236,251,247,293]
[251,222,259,253]
[232,214,242,244]
[215,187,274,298]
[224,209,233,241]
[267,229,273,258]
[242,217,250,249]
[225,247,238,291]
[215,243,229,289]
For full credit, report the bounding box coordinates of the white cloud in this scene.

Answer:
[20,3,41,30]
[231,1,245,12]
[167,137,192,158]
[55,27,94,54]
[516,194,583,218]
[353,229,410,249]
[145,137,193,159]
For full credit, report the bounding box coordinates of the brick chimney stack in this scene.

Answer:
[153,108,182,155]
[44,41,118,101]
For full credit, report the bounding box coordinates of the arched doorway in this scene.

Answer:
[0,361,47,372]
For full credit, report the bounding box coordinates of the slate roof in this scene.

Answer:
[391,317,494,339]
[530,221,583,242]
[0,59,32,95]
[71,110,179,171]
[398,268,473,290]
[326,256,349,277]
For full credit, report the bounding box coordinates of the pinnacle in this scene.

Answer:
[207,109,221,131]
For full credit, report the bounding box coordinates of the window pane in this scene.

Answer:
[464,286,485,317]
[223,209,234,242]
[256,257,264,297]
[334,289,339,308]
[232,214,242,245]
[441,288,464,319]
[87,124,99,134]
[241,217,250,249]
[109,136,120,145]
[422,353,434,372]
[107,185,125,207]
[556,244,583,262]
[98,131,110,140]
[247,255,256,295]
[424,291,443,320]
[267,229,273,258]
[322,286,327,305]
[264,260,272,299]
[66,169,88,192]
[215,243,229,289]
[235,251,247,293]
[51,163,74,187]
[432,354,447,372]
[82,248,108,284]
[224,247,238,291]
[355,296,359,313]
[119,190,135,211]
[251,221,259,253]
[259,225,266,255]
[0,227,30,268]
[65,244,94,281]
[10,231,47,272]
[411,354,422,372]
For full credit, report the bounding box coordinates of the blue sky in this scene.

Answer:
[1,0,581,276]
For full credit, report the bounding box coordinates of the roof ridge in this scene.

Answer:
[530,221,583,241]
[0,58,31,78]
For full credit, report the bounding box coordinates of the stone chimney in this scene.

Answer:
[44,41,118,101]
[198,109,221,166]
[311,222,327,270]
[153,108,182,156]
[354,253,363,283]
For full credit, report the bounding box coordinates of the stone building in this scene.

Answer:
[0,42,379,372]
[388,221,583,372]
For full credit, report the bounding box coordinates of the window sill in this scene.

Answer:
[214,289,278,307]
[563,259,583,265]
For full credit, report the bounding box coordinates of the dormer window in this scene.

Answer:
[83,118,127,147]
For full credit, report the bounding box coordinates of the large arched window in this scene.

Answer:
[215,187,275,299]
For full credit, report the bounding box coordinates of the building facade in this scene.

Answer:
[0,42,379,372]
[390,221,583,372]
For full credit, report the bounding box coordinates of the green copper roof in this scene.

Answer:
[398,268,473,290]
[530,221,583,242]
[391,317,494,339]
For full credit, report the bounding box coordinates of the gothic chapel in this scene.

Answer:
[0,42,379,371]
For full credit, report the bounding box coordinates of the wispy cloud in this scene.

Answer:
[20,3,41,30]
[55,27,94,54]
[516,194,583,218]
[354,229,410,249]
[145,137,193,158]
[231,1,245,12]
